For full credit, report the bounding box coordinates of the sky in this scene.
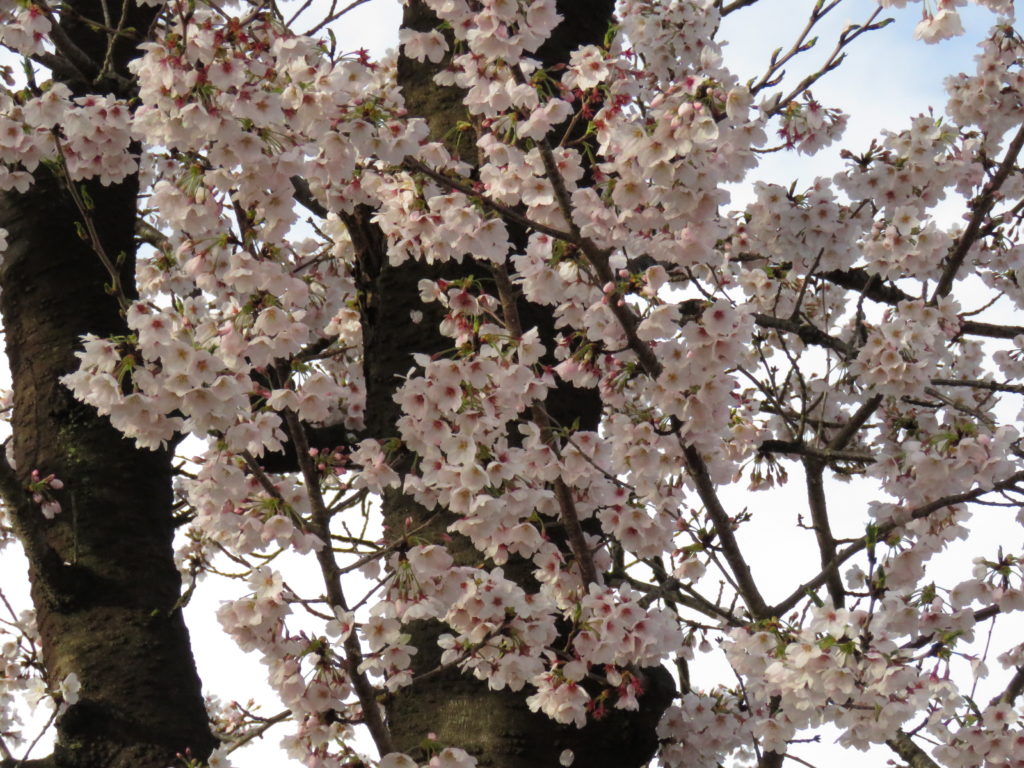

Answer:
[1,1,1022,767]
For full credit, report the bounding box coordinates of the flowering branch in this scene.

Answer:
[753,314,855,358]
[773,470,1024,617]
[278,407,394,755]
[932,119,1024,301]
[224,709,291,754]
[492,264,599,587]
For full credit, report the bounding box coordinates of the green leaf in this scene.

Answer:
[79,185,95,211]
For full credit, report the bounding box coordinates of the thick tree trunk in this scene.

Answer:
[359,3,673,766]
[0,168,215,768]
[0,2,215,766]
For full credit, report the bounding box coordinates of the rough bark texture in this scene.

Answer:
[360,3,674,767]
[0,2,215,766]
[0,150,216,768]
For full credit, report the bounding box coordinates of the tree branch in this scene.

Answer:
[827,394,883,452]
[959,321,1024,340]
[225,709,291,754]
[290,176,330,219]
[992,665,1024,707]
[804,460,844,607]
[753,314,855,358]
[278,407,394,755]
[772,470,1024,616]
[757,440,873,465]
[492,264,599,587]
[683,445,770,620]
[932,120,1024,301]
[885,730,940,768]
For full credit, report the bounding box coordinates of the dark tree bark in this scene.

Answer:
[0,2,215,767]
[355,3,675,766]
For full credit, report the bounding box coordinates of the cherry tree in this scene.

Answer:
[1,0,1023,767]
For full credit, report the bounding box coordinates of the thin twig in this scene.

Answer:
[225,709,291,754]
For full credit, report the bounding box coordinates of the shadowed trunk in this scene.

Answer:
[0,1,215,766]
[358,3,674,766]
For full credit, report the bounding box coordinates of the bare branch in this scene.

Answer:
[683,445,770,620]
[750,0,841,96]
[992,666,1024,707]
[828,395,883,451]
[804,459,844,607]
[757,440,873,464]
[290,176,330,219]
[822,268,912,304]
[753,314,855,358]
[721,0,762,15]
[960,321,1024,340]
[404,158,580,245]
[764,5,888,114]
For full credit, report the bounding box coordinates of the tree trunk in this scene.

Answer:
[358,3,673,766]
[0,2,215,766]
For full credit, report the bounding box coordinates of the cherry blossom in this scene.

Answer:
[2,0,1024,767]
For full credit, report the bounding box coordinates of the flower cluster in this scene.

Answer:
[4,0,1024,767]
[851,299,960,398]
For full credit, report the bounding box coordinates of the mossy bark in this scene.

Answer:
[0,151,215,768]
